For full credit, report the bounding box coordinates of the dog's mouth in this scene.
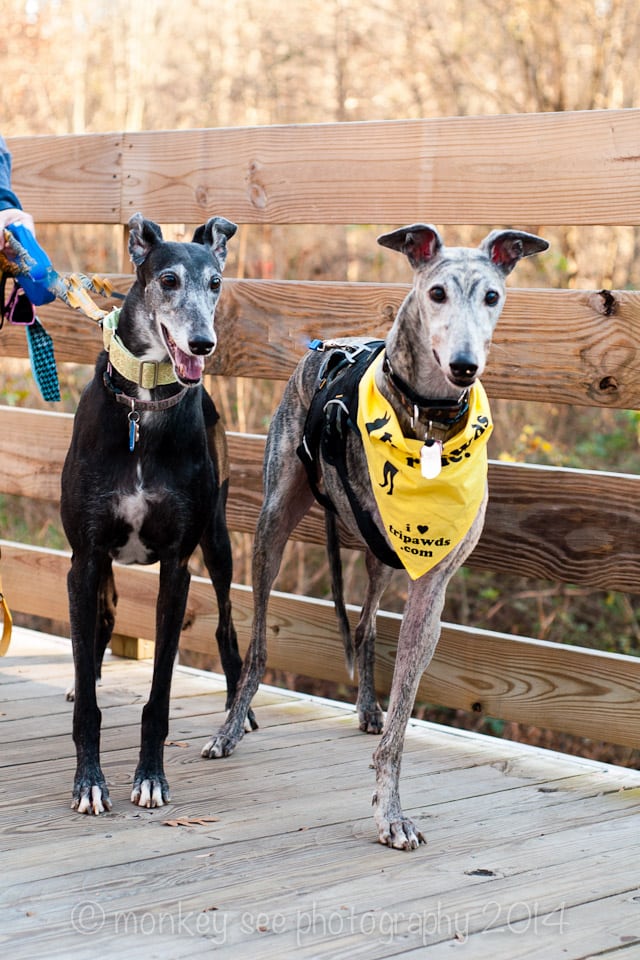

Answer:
[161,325,205,386]
[449,371,477,389]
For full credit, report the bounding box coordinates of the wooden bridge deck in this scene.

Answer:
[2,627,640,959]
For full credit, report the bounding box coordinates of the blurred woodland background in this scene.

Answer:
[2,0,640,762]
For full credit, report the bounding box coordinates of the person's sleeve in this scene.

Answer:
[0,135,23,212]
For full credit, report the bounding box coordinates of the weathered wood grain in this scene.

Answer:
[0,408,73,502]
[3,629,640,960]
[478,461,640,588]
[3,542,640,747]
[7,133,124,223]
[10,111,640,225]
[120,112,640,226]
[2,282,639,407]
[226,437,640,591]
[2,409,640,590]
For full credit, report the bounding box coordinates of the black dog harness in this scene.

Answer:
[296,340,404,569]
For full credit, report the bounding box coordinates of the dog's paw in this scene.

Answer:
[72,782,112,815]
[201,728,243,759]
[131,776,170,808]
[201,707,256,758]
[357,704,384,735]
[376,815,426,851]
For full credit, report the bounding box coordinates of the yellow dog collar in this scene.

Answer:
[102,309,177,389]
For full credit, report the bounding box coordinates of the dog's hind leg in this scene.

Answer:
[354,551,394,734]
[65,563,117,703]
[200,390,252,718]
[201,400,315,759]
[201,484,314,758]
[130,557,190,808]
[95,564,117,682]
[68,553,112,814]
[200,493,257,729]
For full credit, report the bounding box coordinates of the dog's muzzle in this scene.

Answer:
[448,356,479,388]
[188,336,216,356]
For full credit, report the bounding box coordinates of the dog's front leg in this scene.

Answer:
[131,558,190,808]
[68,554,112,815]
[371,572,448,850]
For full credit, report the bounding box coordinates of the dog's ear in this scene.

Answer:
[377,224,443,269]
[128,213,164,266]
[481,230,549,276]
[192,217,237,270]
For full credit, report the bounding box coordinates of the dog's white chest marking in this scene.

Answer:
[112,464,156,563]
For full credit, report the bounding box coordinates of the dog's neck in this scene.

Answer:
[380,291,468,439]
[102,306,177,394]
[114,296,172,364]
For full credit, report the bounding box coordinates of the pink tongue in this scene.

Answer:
[176,347,205,382]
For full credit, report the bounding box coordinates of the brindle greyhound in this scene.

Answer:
[201,224,548,849]
[61,213,245,815]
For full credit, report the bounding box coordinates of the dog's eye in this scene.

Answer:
[160,273,179,289]
[429,285,447,303]
[485,290,500,306]
[209,277,222,291]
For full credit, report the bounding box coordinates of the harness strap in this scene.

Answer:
[297,340,403,569]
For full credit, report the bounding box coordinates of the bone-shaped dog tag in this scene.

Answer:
[420,439,443,479]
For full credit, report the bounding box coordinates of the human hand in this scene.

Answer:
[0,208,35,249]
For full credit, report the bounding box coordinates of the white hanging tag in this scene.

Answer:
[420,439,443,479]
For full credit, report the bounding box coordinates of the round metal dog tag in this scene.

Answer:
[420,439,443,479]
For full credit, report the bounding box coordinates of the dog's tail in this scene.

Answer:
[324,509,355,679]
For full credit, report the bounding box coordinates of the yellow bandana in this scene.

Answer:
[356,352,493,579]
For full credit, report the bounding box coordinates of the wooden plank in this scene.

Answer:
[2,281,639,408]
[3,630,640,960]
[225,434,640,592]
[208,282,640,410]
[3,409,640,591]
[9,112,640,226]
[2,542,639,747]
[109,634,155,660]
[478,460,640,588]
[7,134,124,224]
[0,407,73,502]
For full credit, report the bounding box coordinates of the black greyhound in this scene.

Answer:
[61,212,244,814]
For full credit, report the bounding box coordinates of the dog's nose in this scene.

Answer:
[188,336,216,356]
[449,357,478,384]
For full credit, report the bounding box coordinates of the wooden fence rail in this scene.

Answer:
[2,110,640,750]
